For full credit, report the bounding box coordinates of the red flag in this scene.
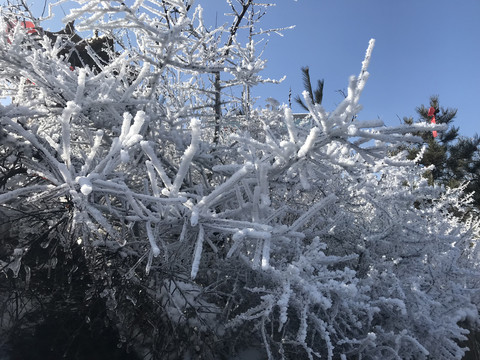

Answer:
[428,106,437,138]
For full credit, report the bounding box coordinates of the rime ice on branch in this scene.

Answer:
[0,2,477,359]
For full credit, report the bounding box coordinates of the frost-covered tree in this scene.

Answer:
[1,1,480,359]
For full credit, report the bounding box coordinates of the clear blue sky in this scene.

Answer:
[247,0,480,136]
[19,0,480,136]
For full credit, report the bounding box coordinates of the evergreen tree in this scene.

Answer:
[294,66,324,110]
[403,96,480,209]
[448,136,480,208]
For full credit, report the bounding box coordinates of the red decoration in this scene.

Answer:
[428,106,437,138]
[20,21,37,34]
[6,20,38,44]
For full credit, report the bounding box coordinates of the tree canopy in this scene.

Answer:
[403,95,480,211]
[1,1,479,359]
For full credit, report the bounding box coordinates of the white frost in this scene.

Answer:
[191,224,204,279]
[77,176,93,196]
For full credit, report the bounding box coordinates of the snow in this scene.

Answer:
[191,225,204,279]
[171,118,201,196]
[76,175,93,195]
[284,107,298,143]
[141,140,173,191]
[61,101,80,169]
[297,127,320,158]
[120,149,130,163]
[1,2,479,358]
[191,163,253,226]
[146,221,161,257]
